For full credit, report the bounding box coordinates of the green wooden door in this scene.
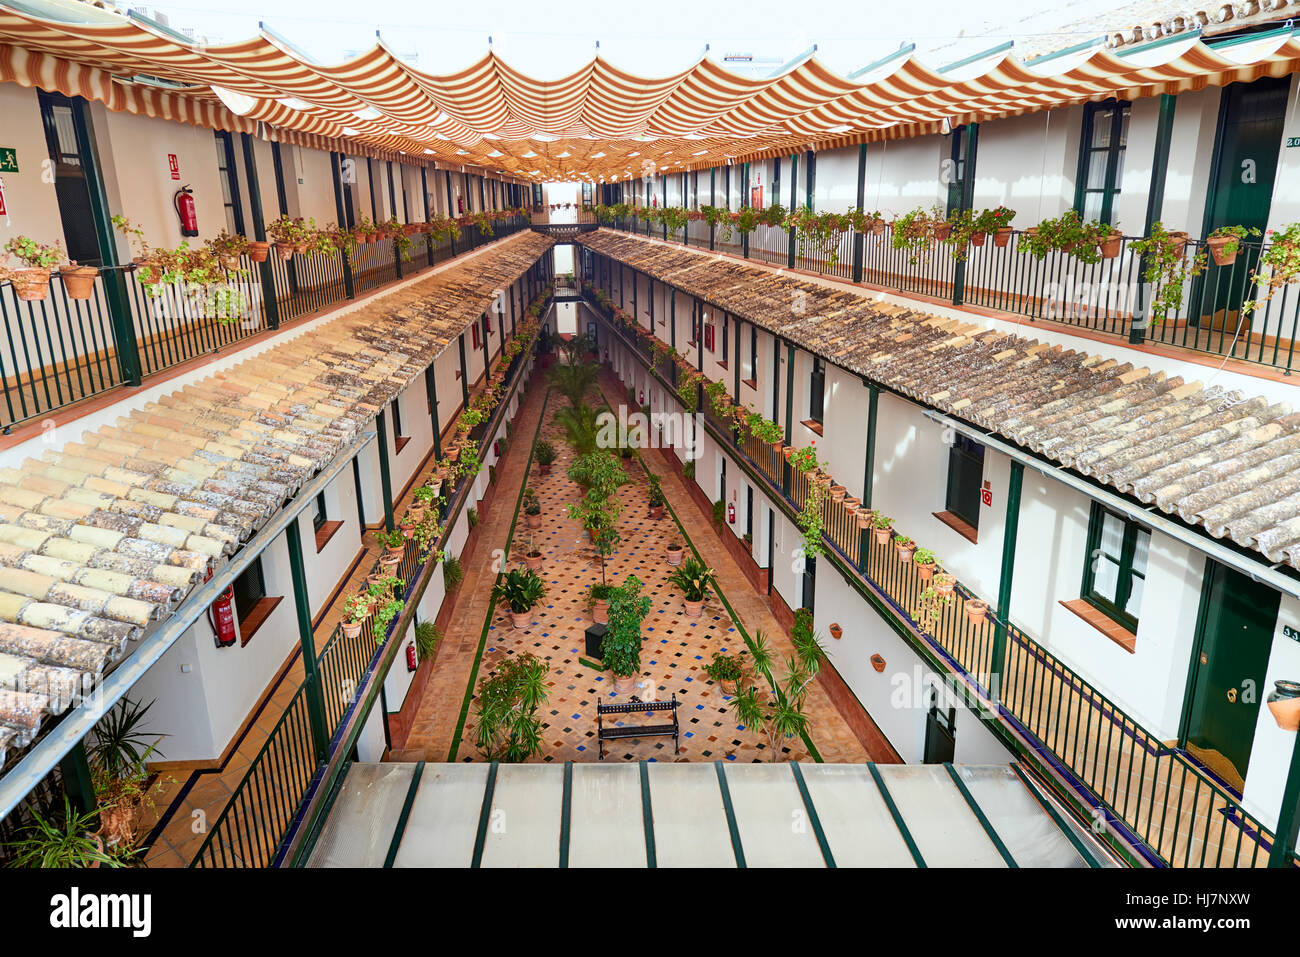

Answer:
[1184,561,1279,791]
[1197,76,1290,325]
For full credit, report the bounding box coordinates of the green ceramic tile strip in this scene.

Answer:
[714,761,747,867]
[866,762,926,868]
[447,387,552,761]
[789,762,836,868]
[559,760,573,868]
[639,761,657,868]
[1010,764,1104,868]
[943,763,1018,868]
[382,760,425,868]
[470,761,499,868]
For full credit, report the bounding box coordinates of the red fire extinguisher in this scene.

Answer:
[208,584,237,648]
[727,502,736,525]
[174,185,199,237]
[406,641,418,672]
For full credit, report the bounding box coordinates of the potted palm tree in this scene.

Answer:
[492,566,546,630]
[667,556,715,618]
[603,574,651,694]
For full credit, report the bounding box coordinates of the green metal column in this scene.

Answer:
[60,741,96,815]
[1270,732,1300,866]
[421,168,434,266]
[71,97,142,387]
[852,144,867,283]
[741,162,751,258]
[991,459,1024,697]
[783,341,795,496]
[709,169,717,249]
[376,408,395,532]
[445,171,457,256]
[330,152,356,300]
[859,384,878,569]
[241,133,281,330]
[286,520,331,762]
[1132,93,1177,345]
[458,333,470,407]
[787,154,798,267]
[426,365,442,460]
[805,149,815,211]
[952,123,979,307]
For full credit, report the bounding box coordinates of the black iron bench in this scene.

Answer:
[596,695,679,759]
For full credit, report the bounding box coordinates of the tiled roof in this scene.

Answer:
[578,229,1300,572]
[0,231,554,768]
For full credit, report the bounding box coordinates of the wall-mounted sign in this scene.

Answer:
[1284,624,1300,642]
[1287,137,1300,148]
[980,480,993,508]
[0,148,17,173]
[167,153,180,180]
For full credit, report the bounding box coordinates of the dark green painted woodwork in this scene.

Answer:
[1184,561,1279,789]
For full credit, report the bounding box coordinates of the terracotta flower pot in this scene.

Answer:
[247,241,270,263]
[829,485,846,502]
[408,503,426,522]
[60,266,98,300]
[666,546,683,565]
[856,512,874,529]
[870,654,886,673]
[10,268,51,301]
[770,441,784,454]
[1167,231,1189,256]
[993,227,1014,248]
[591,599,608,624]
[683,598,704,617]
[1207,235,1238,266]
[933,573,956,597]
[1267,680,1300,731]
[525,512,542,529]
[843,497,860,512]
[964,599,988,625]
[829,622,843,640]
[895,541,915,562]
[916,560,935,581]
[871,219,886,236]
[874,527,892,545]
[613,673,636,694]
[342,620,363,639]
[1099,233,1123,259]
[400,522,417,539]
[970,231,986,247]
[648,504,664,519]
[524,551,544,573]
[510,609,531,630]
[719,677,738,695]
[933,223,952,242]
[275,243,295,260]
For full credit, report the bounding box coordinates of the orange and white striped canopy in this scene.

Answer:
[1,3,1299,181]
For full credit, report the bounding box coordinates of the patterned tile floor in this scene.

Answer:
[404,370,870,765]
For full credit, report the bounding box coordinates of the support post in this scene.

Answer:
[783,341,795,496]
[788,154,798,267]
[331,152,356,300]
[952,123,979,307]
[376,408,395,532]
[425,365,441,461]
[852,144,867,284]
[286,520,330,763]
[991,459,1024,697]
[859,384,878,569]
[1132,93,1177,345]
[458,333,470,407]
[59,741,95,815]
[1270,732,1300,866]
[241,133,280,330]
[72,97,142,387]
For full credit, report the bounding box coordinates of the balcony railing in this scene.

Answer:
[588,281,1293,869]
[601,218,1300,373]
[0,215,531,431]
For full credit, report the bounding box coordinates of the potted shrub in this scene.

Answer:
[705,651,746,695]
[872,514,894,544]
[1096,222,1124,259]
[414,621,441,665]
[894,534,916,562]
[589,582,615,624]
[667,555,715,618]
[603,574,651,694]
[975,205,1016,247]
[523,487,542,529]
[647,476,666,519]
[341,594,369,639]
[666,541,684,565]
[535,439,557,475]
[399,509,420,539]
[492,566,546,630]
[1207,225,1260,266]
[3,236,63,301]
[913,547,937,581]
[207,229,250,270]
[376,529,405,571]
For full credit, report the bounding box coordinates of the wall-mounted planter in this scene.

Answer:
[870,654,886,673]
[964,599,988,625]
[829,622,843,640]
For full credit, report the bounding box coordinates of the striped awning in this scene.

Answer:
[1,2,1299,181]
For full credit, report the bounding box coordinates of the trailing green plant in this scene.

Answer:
[443,554,464,590]
[376,529,405,551]
[1243,222,1300,314]
[798,478,826,559]
[743,410,784,446]
[915,585,952,630]
[787,206,851,265]
[727,626,826,761]
[891,205,943,263]
[675,367,703,410]
[712,499,726,530]
[1018,209,1111,264]
[414,621,441,662]
[603,574,652,678]
[1130,221,1206,324]
[3,235,64,270]
[373,599,404,640]
[913,547,938,566]
[704,380,730,417]
[473,652,549,762]
[682,459,696,481]
[492,566,546,614]
[666,555,715,603]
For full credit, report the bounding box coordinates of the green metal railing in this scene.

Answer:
[0,216,531,431]
[588,279,1292,868]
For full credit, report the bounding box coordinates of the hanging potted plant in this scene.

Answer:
[913,547,937,581]
[976,205,1016,248]
[376,528,405,569]
[964,597,989,625]
[873,514,893,544]
[705,650,746,695]
[603,574,651,694]
[492,566,546,630]
[3,236,63,301]
[893,534,916,563]
[207,229,250,271]
[1130,221,1207,325]
[372,599,404,643]
[667,555,715,618]
[933,571,957,597]
[1243,223,1300,314]
[341,594,369,639]
[59,260,99,300]
[1207,225,1260,267]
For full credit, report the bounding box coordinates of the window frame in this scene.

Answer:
[1074,99,1130,226]
[809,357,826,424]
[232,555,267,623]
[1080,501,1149,633]
[943,434,985,531]
[311,491,327,532]
[214,130,246,237]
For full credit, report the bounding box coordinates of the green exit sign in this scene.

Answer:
[0,148,17,172]
[1285,624,1300,642]
[1288,137,1300,149]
